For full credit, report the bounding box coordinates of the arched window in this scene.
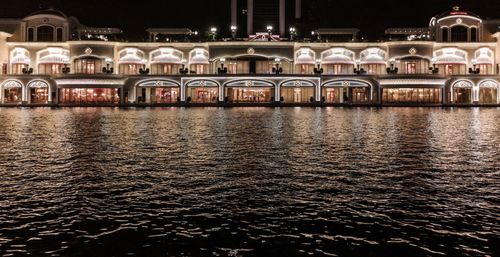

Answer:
[450,26,468,42]
[441,28,449,42]
[37,26,54,42]
[470,27,477,42]
[27,28,34,42]
[57,28,63,42]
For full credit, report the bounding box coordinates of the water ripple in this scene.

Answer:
[0,107,498,256]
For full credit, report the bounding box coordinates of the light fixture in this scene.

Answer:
[468,59,480,74]
[210,27,217,41]
[314,59,323,75]
[230,25,237,40]
[272,58,283,74]
[289,27,296,41]
[218,58,227,74]
[429,58,439,74]
[386,58,398,74]
[179,59,189,74]
[353,59,366,75]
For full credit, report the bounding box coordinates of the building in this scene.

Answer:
[0,7,499,107]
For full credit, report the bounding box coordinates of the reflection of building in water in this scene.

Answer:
[0,6,499,106]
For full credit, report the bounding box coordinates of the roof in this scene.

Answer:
[26,9,68,19]
[146,28,193,35]
[315,28,360,35]
[434,6,481,20]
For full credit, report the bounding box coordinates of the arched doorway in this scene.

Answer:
[280,80,315,103]
[478,80,499,104]
[322,80,372,104]
[451,80,473,104]
[136,79,180,104]
[1,80,23,104]
[224,80,275,102]
[186,80,219,103]
[27,80,50,104]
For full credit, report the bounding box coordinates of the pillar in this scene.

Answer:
[295,0,301,19]
[231,0,237,27]
[279,0,286,37]
[247,0,254,36]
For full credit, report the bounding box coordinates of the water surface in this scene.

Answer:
[0,107,498,257]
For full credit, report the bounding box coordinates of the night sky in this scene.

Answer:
[0,0,499,41]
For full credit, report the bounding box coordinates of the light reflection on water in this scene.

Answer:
[0,107,499,257]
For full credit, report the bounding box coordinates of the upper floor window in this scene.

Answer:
[27,28,34,42]
[57,28,63,42]
[37,26,55,42]
[450,26,468,42]
[470,27,477,42]
[441,28,449,42]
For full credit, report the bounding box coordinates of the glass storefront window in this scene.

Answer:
[74,59,103,74]
[119,64,141,75]
[11,64,26,75]
[226,88,274,102]
[187,87,218,103]
[362,64,384,74]
[398,59,430,74]
[453,88,472,104]
[281,87,314,103]
[189,64,208,75]
[438,64,466,75]
[59,88,120,104]
[323,88,342,103]
[155,88,179,103]
[479,88,498,104]
[136,88,178,103]
[151,64,180,75]
[323,64,352,75]
[382,88,442,104]
[30,88,48,104]
[38,63,63,75]
[295,64,314,75]
[4,88,22,103]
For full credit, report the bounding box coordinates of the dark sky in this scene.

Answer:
[0,0,499,40]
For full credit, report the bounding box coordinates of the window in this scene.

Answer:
[38,64,62,75]
[37,26,55,42]
[406,63,417,74]
[445,64,454,75]
[27,28,34,42]
[57,28,63,42]
[450,26,468,42]
[74,58,103,74]
[470,27,477,42]
[441,28,449,42]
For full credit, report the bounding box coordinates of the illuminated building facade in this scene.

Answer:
[0,7,499,106]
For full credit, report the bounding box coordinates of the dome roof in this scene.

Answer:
[434,6,481,21]
[26,9,68,19]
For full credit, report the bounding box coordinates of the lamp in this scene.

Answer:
[267,25,273,41]
[217,58,228,74]
[289,27,296,41]
[102,58,114,74]
[386,58,398,74]
[468,59,480,74]
[314,59,323,75]
[353,59,366,74]
[230,25,237,40]
[139,62,150,75]
[22,64,33,74]
[62,63,70,74]
[210,27,217,41]
[272,58,283,74]
[179,59,189,74]
[429,58,439,74]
